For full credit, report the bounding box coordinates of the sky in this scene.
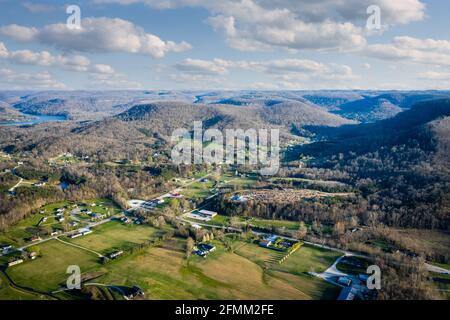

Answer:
[0,0,449,90]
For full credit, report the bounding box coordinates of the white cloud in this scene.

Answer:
[364,36,450,67]
[0,68,67,89]
[170,57,358,89]
[174,58,231,75]
[419,71,450,80]
[0,24,38,42]
[22,2,58,13]
[0,17,192,58]
[95,0,426,51]
[0,42,115,75]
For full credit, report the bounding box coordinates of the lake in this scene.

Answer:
[0,112,67,125]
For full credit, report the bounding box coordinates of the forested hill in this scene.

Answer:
[115,100,355,134]
[288,99,450,229]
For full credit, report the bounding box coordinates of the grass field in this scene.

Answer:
[431,273,450,300]
[0,270,47,300]
[6,240,100,293]
[67,221,163,254]
[247,218,301,231]
[93,237,336,300]
[181,181,215,199]
[335,256,371,275]
[234,242,341,299]
[0,212,53,247]
[2,219,342,300]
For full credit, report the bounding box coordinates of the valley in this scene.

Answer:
[0,90,449,301]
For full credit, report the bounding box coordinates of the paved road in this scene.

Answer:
[8,165,23,193]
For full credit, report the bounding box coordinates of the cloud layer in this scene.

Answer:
[96,0,426,51]
[364,36,450,67]
[0,42,114,74]
[0,17,192,58]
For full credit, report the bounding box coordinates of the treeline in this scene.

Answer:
[214,194,367,227]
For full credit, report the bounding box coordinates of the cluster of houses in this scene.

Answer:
[140,198,165,210]
[5,251,38,268]
[55,208,65,222]
[193,243,216,257]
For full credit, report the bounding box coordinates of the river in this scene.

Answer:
[0,111,67,125]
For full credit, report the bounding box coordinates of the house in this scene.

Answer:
[8,259,24,267]
[338,286,358,300]
[0,244,13,253]
[230,194,247,202]
[198,210,217,219]
[193,243,216,257]
[259,235,278,248]
[109,251,124,259]
[70,233,83,239]
[125,286,145,299]
[338,276,352,287]
[170,192,182,198]
[90,213,106,220]
[121,217,132,224]
[30,236,41,242]
[80,228,92,236]
[33,182,46,187]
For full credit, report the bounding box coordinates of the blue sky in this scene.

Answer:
[0,0,449,90]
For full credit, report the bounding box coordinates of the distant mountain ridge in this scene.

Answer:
[333,92,450,122]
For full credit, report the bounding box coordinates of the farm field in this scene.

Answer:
[0,271,46,300]
[235,242,340,274]
[67,221,164,254]
[94,237,338,300]
[247,218,301,231]
[5,239,100,293]
[2,232,341,300]
[180,181,215,199]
